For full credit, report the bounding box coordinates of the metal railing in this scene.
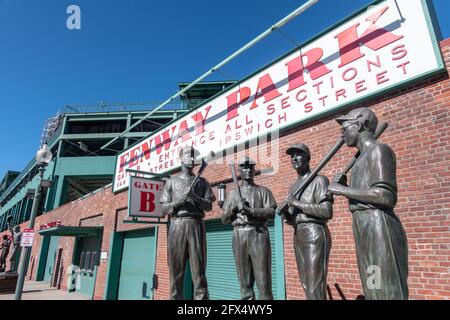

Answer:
[63,99,189,114]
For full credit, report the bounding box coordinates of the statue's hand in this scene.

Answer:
[237,200,244,212]
[181,187,191,200]
[285,194,298,207]
[241,203,254,216]
[238,200,252,216]
[275,201,289,215]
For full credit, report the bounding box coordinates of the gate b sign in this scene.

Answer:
[128,176,164,218]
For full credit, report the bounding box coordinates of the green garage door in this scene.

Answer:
[205,217,285,300]
[117,228,156,300]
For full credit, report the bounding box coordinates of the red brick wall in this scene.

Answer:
[3,38,449,300]
[154,224,169,300]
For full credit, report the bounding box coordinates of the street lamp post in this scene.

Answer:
[14,144,53,300]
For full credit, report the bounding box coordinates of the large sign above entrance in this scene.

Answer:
[113,0,444,192]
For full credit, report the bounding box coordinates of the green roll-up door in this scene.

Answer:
[117,228,156,300]
[205,218,283,300]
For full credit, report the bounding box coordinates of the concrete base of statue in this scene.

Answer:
[0,272,18,294]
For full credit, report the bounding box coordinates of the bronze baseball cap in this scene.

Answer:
[238,156,256,167]
[335,107,378,132]
[286,143,311,160]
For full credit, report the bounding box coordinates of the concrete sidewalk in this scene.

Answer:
[0,281,89,300]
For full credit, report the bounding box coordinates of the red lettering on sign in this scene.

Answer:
[296,89,307,102]
[335,89,347,101]
[226,87,251,121]
[118,153,129,173]
[286,48,331,92]
[335,6,403,67]
[367,55,382,72]
[154,126,177,154]
[128,146,141,168]
[250,74,282,109]
[304,102,313,113]
[140,192,155,212]
[391,44,407,60]
[318,95,328,107]
[397,61,410,74]
[175,120,192,145]
[355,80,368,93]
[313,81,323,95]
[139,139,153,163]
[342,67,358,81]
[376,70,389,85]
[192,105,212,136]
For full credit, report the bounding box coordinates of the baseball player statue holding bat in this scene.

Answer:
[328,107,409,300]
[282,143,333,300]
[221,157,277,300]
[159,146,216,300]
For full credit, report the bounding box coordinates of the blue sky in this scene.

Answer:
[0,0,449,177]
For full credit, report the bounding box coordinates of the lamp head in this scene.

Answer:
[36,144,53,167]
[217,183,226,208]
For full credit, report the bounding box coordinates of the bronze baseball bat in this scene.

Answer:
[229,162,244,202]
[188,151,215,193]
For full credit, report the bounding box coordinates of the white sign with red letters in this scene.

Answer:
[20,229,35,247]
[128,176,165,217]
[113,0,444,192]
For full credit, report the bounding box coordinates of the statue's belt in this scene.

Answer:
[233,223,268,229]
[295,219,326,226]
[171,215,203,221]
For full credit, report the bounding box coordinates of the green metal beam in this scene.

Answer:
[66,177,93,195]
[60,132,149,141]
[55,157,115,176]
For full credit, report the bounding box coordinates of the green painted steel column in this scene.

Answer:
[24,198,33,221]
[124,113,132,149]
[52,175,66,208]
[11,203,18,226]
[273,214,286,299]
[19,199,27,224]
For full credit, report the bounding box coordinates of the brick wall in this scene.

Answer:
[2,38,449,300]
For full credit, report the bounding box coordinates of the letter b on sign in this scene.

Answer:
[140,192,155,212]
